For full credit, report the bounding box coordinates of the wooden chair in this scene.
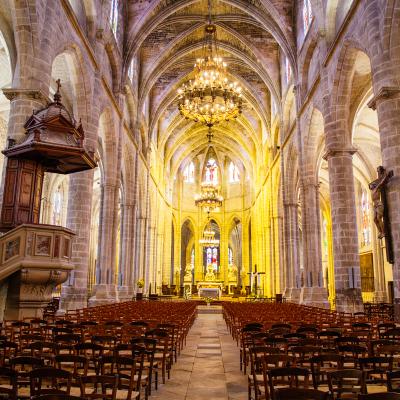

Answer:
[310,354,344,389]
[387,370,400,393]
[80,375,118,400]
[9,355,45,398]
[131,338,158,394]
[0,366,18,400]
[327,369,367,399]
[74,342,104,375]
[358,356,393,385]
[275,387,329,400]
[267,367,310,400]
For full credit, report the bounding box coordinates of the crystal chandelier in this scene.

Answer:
[177,0,243,141]
[194,183,223,211]
[199,215,219,247]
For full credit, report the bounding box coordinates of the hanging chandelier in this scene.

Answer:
[199,216,219,247]
[177,0,243,141]
[194,182,223,210]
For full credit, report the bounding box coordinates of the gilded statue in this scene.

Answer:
[205,264,216,281]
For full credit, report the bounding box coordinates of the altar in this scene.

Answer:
[197,281,224,299]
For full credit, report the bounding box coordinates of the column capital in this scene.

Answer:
[323,147,357,161]
[2,88,49,104]
[368,86,400,110]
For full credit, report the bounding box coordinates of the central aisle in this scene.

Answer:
[151,309,247,400]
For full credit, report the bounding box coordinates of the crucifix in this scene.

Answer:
[247,264,265,296]
[369,166,394,264]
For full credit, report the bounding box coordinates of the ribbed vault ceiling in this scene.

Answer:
[126,0,294,179]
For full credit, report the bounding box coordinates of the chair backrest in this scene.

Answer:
[268,367,310,400]
[275,388,329,400]
[55,354,88,378]
[9,355,44,371]
[30,367,72,397]
[0,366,17,400]
[80,374,118,399]
[387,370,400,393]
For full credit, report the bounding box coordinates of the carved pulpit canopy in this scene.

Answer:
[3,79,96,174]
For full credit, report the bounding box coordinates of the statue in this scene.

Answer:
[228,264,238,281]
[369,166,393,239]
[205,264,216,281]
[184,264,193,281]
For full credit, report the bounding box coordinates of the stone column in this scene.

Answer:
[59,169,94,311]
[118,203,134,300]
[89,182,118,305]
[135,216,147,290]
[283,202,301,301]
[368,87,400,313]
[324,148,363,312]
[299,178,329,307]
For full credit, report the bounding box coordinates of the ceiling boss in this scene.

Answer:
[177,0,243,142]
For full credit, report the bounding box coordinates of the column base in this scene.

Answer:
[373,291,387,303]
[299,286,330,309]
[335,288,364,313]
[283,287,301,303]
[58,286,88,313]
[88,284,119,307]
[117,286,134,301]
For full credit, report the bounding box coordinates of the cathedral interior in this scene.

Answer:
[1,1,400,399]
[0,0,399,318]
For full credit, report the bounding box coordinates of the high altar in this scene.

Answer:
[197,281,223,299]
[197,264,223,298]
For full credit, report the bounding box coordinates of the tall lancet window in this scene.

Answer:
[361,189,371,247]
[228,247,233,265]
[303,0,313,34]
[183,162,195,183]
[285,57,292,84]
[52,185,63,226]
[205,158,218,185]
[110,0,119,37]
[229,162,240,183]
[128,60,134,83]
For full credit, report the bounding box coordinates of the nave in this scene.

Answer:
[0,299,400,399]
[150,311,247,400]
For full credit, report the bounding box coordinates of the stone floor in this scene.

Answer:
[150,308,247,400]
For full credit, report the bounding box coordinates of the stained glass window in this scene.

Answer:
[212,248,218,266]
[206,248,212,266]
[229,162,240,183]
[361,190,371,247]
[303,0,313,34]
[191,248,195,266]
[285,57,292,84]
[183,162,195,183]
[206,247,218,267]
[128,60,134,82]
[110,0,119,37]
[52,185,63,226]
[205,158,218,184]
[322,217,328,258]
